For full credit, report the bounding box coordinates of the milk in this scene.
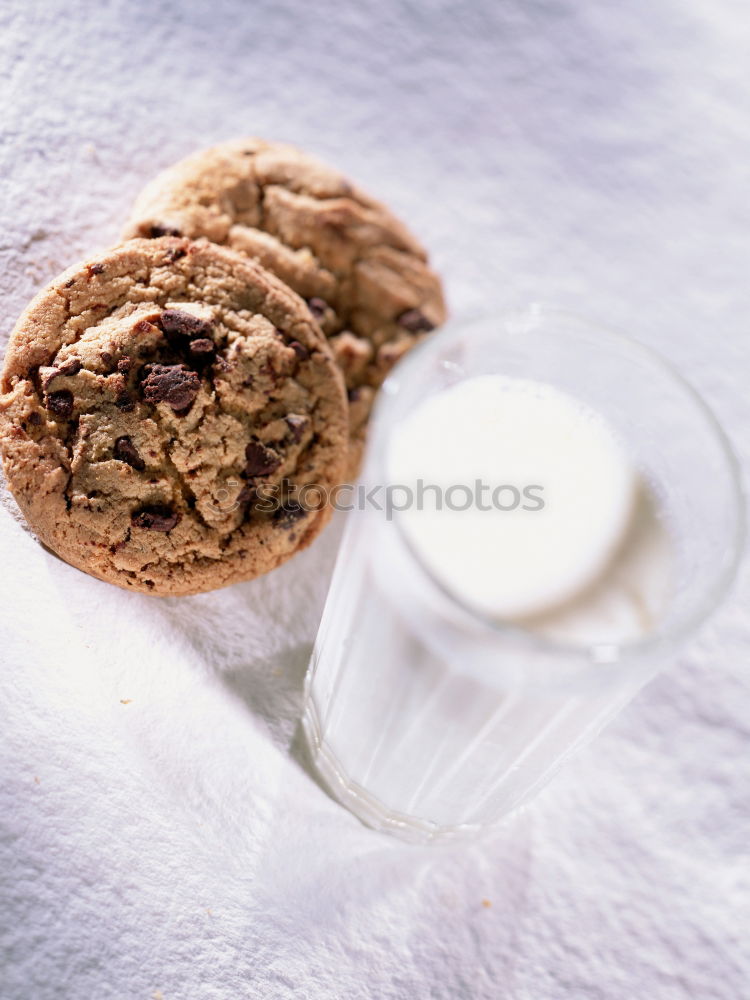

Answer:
[386,374,671,643]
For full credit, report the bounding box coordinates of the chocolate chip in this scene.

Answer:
[158,309,214,344]
[164,246,187,262]
[100,351,114,368]
[347,387,361,402]
[306,297,328,319]
[46,390,73,419]
[135,319,158,335]
[113,436,145,471]
[87,263,105,276]
[156,309,213,364]
[58,359,82,376]
[289,340,309,361]
[188,338,215,361]
[397,309,435,333]
[244,441,281,478]
[117,356,132,374]
[237,484,256,507]
[285,414,308,443]
[272,500,307,527]
[131,506,179,532]
[28,411,42,426]
[39,366,61,390]
[63,278,75,289]
[115,393,136,412]
[148,225,182,238]
[141,364,200,412]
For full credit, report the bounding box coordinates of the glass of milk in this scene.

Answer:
[302,307,743,842]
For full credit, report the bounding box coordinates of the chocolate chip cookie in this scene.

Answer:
[0,237,348,595]
[122,138,447,470]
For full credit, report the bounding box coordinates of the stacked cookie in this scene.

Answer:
[0,140,445,595]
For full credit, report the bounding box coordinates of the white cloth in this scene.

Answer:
[1,1,748,996]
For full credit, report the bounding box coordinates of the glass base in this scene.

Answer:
[302,695,486,845]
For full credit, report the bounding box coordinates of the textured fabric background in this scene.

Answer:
[1,1,749,997]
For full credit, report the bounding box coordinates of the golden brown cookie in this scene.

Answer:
[0,237,348,595]
[122,138,447,470]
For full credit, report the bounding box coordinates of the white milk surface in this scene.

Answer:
[387,375,671,641]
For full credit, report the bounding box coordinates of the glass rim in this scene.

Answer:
[366,304,746,667]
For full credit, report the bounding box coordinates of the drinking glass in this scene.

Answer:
[301,307,744,843]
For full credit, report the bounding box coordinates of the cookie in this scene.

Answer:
[122,138,447,470]
[0,237,348,595]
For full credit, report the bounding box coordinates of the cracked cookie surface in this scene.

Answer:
[122,138,447,470]
[0,237,348,595]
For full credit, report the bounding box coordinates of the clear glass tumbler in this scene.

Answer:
[302,307,744,843]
